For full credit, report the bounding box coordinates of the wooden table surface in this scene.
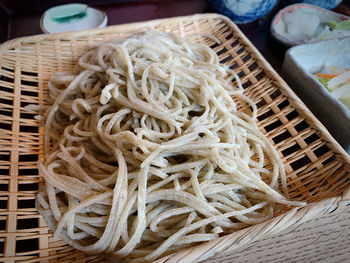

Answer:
[1,0,349,262]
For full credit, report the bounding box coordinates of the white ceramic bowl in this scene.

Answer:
[40,4,107,34]
[271,3,350,46]
[282,36,350,153]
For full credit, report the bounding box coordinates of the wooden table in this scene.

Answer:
[1,0,349,262]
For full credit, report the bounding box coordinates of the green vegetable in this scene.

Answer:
[52,12,87,23]
[316,76,329,89]
[328,19,350,31]
[48,4,88,24]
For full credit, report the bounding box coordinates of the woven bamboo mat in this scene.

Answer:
[0,13,349,262]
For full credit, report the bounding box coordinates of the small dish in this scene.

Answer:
[282,36,350,153]
[40,3,107,34]
[271,3,350,46]
[207,0,278,24]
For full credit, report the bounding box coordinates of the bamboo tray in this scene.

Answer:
[0,14,349,263]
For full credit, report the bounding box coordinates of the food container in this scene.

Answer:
[208,0,278,23]
[271,3,350,46]
[282,36,350,153]
[0,14,349,262]
[40,3,107,34]
[282,0,342,10]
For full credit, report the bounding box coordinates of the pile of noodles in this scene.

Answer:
[36,30,305,262]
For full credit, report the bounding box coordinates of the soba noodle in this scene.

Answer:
[36,30,305,262]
